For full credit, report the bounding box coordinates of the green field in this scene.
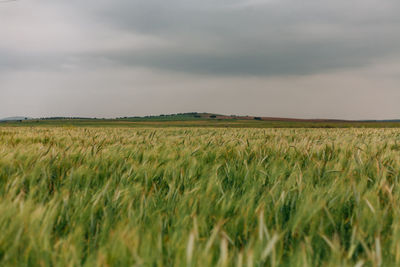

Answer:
[2,118,400,128]
[1,127,400,266]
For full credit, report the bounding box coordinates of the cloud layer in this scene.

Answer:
[1,0,399,119]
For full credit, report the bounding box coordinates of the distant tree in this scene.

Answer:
[254,117,262,120]
[210,115,217,118]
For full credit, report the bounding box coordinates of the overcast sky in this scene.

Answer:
[1,0,399,119]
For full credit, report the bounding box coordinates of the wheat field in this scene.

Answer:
[1,127,400,266]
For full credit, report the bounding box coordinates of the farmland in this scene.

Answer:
[1,127,400,266]
[2,112,400,128]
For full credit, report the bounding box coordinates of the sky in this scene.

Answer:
[1,0,400,119]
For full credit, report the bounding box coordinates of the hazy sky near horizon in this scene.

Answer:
[1,0,400,119]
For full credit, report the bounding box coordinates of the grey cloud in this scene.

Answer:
[2,66,400,120]
[1,0,400,119]
[98,33,399,76]
[0,51,64,71]
[38,0,400,76]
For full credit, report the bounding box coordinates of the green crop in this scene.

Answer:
[1,127,400,266]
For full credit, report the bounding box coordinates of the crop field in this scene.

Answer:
[1,127,400,266]
[3,118,400,128]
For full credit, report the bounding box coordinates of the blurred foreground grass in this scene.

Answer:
[1,127,400,266]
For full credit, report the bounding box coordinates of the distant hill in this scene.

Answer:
[118,112,400,123]
[0,116,31,122]
[1,113,399,124]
